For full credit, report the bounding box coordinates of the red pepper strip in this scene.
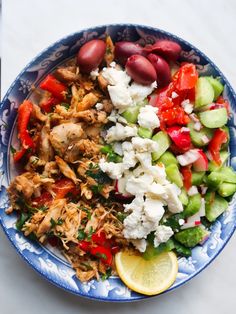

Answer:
[174,63,198,91]
[52,178,76,199]
[40,75,67,101]
[208,129,228,165]
[40,97,60,113]
[181,166,192,190]
[92,231,107,246]
[79,241,91,252]
[13,147,27,162]
[90,246,113,266]
[18,100,35,150]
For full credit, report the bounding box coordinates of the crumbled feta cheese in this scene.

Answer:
[154,225,174,247]
[95,102,104,110]
[178,219,185,226]
[181,99,193,114]
[99,158,124,179]
[108,84,133,110]
[164,183,183,213]
[123,149,137,169]
[117,115,128,124]
[113,142,123,156]
[135,152,152,169]
[129,81,157,103]
[90,68,99,80]
[171,91,179,99]
[147,182,167,198]
[177,149,199,166]
[102,67,131,86]
[131,239,147,253]
[187,186,198,196]
[105,123,137,143]
[125,173,154,195]
[148,164,167,184]
[107,110,118,123]
[143,197,165,222]
[194,121,202,131]
[131,137,159,153]
[137,105,160,129]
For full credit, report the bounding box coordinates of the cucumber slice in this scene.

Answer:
[205,192,228,222]
[138,127,153,139]
[208,151,229,171]
[152,131,171,161]
[179,188,189,205]
[165,164,183,188]
[191,171,205,185]
[174,240,191,257]
[188,122,214,147]
[174,226,208,248]
[199,108,228,128]
[218,166,236,183]
[142,239,175,260]
[205,76,224,100]
[121,105,140,123]
[183,193,202,218]
[218,182,236,197]
[195,77,215,108]
[158,151,178,166]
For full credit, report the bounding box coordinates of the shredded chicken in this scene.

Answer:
[54,67,79,82]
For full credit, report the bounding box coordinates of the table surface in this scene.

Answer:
[1,0,236,313]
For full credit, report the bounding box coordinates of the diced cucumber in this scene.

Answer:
[208,151,229,171]
[206,172,224,190]
[191,171,205,185]
[174,226,208,248]
[165,164,183,188]
[179,188,189,205]
[195,77,215,108]
[188,122,214,147]
[183,193,202,218]
[218,182,236,197]
[121,105,140,123]
[158,151,178,166]
[205,192,228,222]
[205,76,224,101]
[138,127,153,139]
[218,166,236,183]
[142,239,175,260]
[173,240,191,257]
[152,131,171,161]
[164,213,185,231]
[199,108,228,128]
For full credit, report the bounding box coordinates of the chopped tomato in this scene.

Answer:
[53,178,76,199]
[90,246,113,266]
[167,126,191,150]
[92,231,107,246]
[174,63,198,91]
[181,166,192,190]
[208,129,228,165]
[79,241,91,252]
[215,96,230,115]
[40,74,67,101]
[40,97,60,113]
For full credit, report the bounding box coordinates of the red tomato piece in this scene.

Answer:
[167,126,191,150]
[208,129,228,165]
[40,97,60,113]
[181,166,192,190]
[90,246,113,266]
[79,241,91,252]
[53,178,76,199]
[174,63,198,91]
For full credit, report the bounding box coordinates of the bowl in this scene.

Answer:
[1,24,236,302]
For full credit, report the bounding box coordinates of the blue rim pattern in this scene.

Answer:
[1,24,236,302]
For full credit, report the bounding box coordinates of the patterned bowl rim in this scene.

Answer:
[1,23,236,302]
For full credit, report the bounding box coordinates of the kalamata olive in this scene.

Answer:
[147,53,171,87]
[144,40,182,61]
[125,55,157,85]
[77,39,106,73]
[114,41,144,66]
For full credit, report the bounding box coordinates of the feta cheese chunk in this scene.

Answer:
[95,102,104,110]
[108,84,133,110]
[143,197,165,222]
[164,183,183,213]
[131,239,147,253]
[131,137,159,153]
[154,225,174,247]
[105,123,137,143]
[102,67,131,86]
[137,105,160,129]
[122,142,137,169]
[129,81,157,103]
[126,173,154,195]
[99,158,124,179]
[90,68,99,80]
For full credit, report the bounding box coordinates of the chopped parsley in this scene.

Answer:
[80,207,91,220]
[10,145,16,154]
[77,229,86,240]
[50,218,64,228]
[91,184,104,194]
[101,267,112,281]
[16,212,29,231]
[61,102,70,110]
[86,226,94,241]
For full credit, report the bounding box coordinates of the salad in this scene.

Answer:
[7,35,236,295]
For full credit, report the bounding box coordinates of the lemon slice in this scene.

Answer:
[115,250,178,296]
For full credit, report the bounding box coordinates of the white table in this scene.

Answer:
[1,0,236,313]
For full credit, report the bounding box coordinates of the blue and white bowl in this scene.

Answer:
[1,24,236,302]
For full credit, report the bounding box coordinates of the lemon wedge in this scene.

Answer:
[115,250,178,296]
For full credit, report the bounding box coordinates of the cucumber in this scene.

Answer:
[218,166,236,183]
[165,164,183,188]
[205,192,228,222]
[121,105,140,123]
[152,131,171,161]
[142,239,175,260]
[138,127,153,139]
[179,188,189,206]
[191,171,205,185]
[206,172,224,190]
[208,151,229,171]
[158,151,178,166]
[183,193,202,218]
[195,77,215,108]
[218,182,236,197]
[164,213,185,231]
[188,122,214,147]
[205,76,224,100]
[199,108,228,128]
[174,240,191,257]
[174,226,208,248]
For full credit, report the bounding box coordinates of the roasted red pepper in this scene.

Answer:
[91,231,107,246]
[40,74,67,101]
[40,97,60,113]
[79,241,91,252]
[53,178,76,199]
[32,191,53,207]
[181,166,192,190]
[13,147,27,162]
[90,246,113,266]
[208,129,228,165]
[18,100,35,150]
